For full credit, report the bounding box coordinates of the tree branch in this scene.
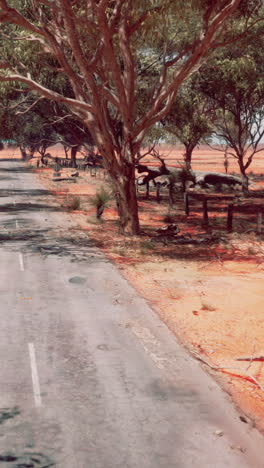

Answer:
[0,73,92,114]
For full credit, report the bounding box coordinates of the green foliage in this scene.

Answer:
[90,187,112,218]
[67,196,81,211]
[139,239,155,251]
[90,187,112,208]
[160,80,214,169]
[111,247,127,257]
[197,12,264,176]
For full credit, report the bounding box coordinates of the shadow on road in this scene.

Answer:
[0,202,64,212]
[0,161,105,262]
[0,225,105,263]
[0,176,17,182]
[0,188,53,198]
[0,158,22,162]
[0,165,34,173]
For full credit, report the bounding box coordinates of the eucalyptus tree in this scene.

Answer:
[0,0,247,233]
[197,6,264,189]
[0,89,61,159]
[160,82,214,172]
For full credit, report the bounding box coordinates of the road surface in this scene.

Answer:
[0,159,263,468]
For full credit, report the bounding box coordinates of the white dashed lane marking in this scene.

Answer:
[19,252,25,271]
[28,343,42,408]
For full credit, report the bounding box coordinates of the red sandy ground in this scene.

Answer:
[2,147,264,433]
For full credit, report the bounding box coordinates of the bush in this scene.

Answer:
[90,187,112,218]
[67,196,81,211]
[112,247,126,256]
[140,239,155,251]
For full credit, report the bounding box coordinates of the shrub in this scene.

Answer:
[67,196,81,211]
[90,186,112,218]
[112,247,126,256]
[140,239,155,251]
[247,246,258,255]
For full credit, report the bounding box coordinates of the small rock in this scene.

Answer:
[231,445,246,453]
[214,430,224,437]
[69,276,86,284]
[239,415,248,424]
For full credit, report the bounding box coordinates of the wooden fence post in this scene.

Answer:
[227,204,233,232]
[146,181,149,199]
[257,211,262,234]
[156,183,161,203]
[202,199,208,226]
[184,192,189,216]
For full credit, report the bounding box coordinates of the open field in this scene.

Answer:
[2,143,264,173]
[139,144,264,175]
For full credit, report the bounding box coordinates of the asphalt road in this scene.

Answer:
[0,159,263,468]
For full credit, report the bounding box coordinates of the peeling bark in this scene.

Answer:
[111,164,140,235]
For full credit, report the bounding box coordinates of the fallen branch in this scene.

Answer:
[191,351,264,392]
[236,355,264,362]
[52,177,77,182]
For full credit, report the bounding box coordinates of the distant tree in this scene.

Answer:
[160,82,214,172]
[50,109,94,167]
[0,88,94,163]
[197,10,264,189]
[0,92,59,159]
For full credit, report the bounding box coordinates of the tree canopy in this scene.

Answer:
[160,81,214,171]
[197,11,264,188]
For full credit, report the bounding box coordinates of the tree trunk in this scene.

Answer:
[19,146,27,160]
[63,146,69,159]
[224,152,229,174]
[40,150,46,164]
[184,145,194,172]
[145,180,150,199]
[71,146,78,168]
[168,182,174,208]
[241,173,249,192]
[238,160,249,192]
[28,149,35,159]
[112,167,140,235]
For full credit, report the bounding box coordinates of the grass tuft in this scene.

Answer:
[67,196,81,211]
[90,187,112,218]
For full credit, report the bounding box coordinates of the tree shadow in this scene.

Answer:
[0,188,53,198]
[0,165,34,173]
[0,202,64,212]
[0,176,17,181]
[0,225,107,263]
[0,158,22,162]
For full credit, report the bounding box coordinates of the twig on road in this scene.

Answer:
[191,351,264,392]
